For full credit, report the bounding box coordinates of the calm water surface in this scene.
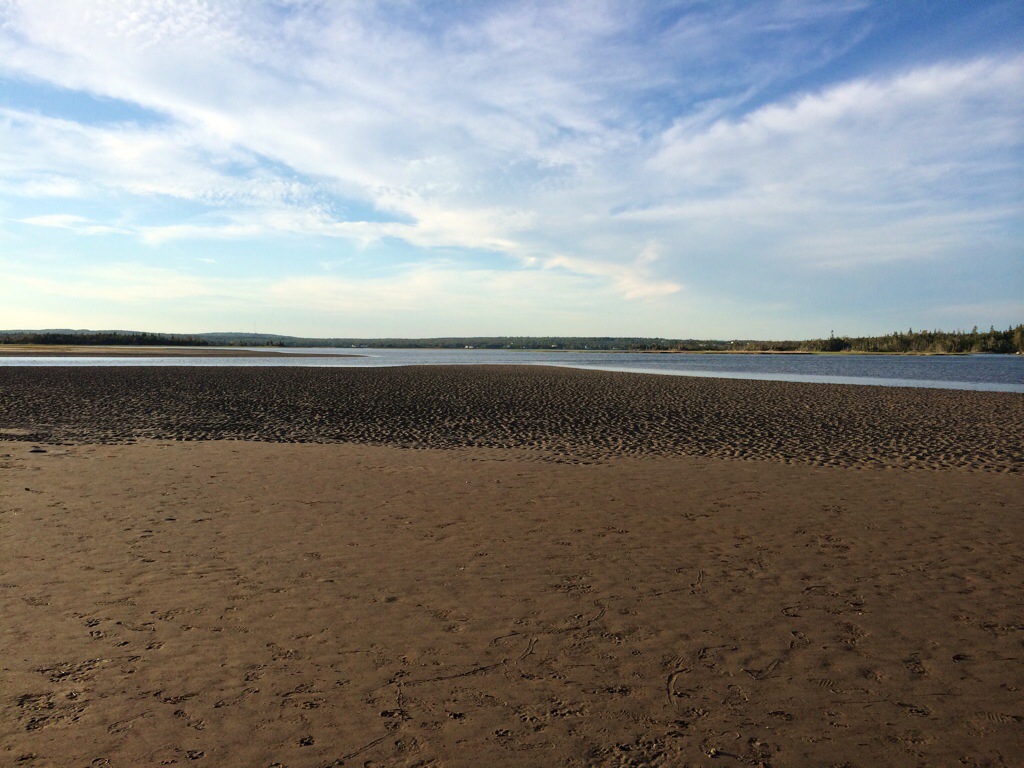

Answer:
[3,347,1023,393]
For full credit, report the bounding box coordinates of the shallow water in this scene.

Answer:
[2,347,1022,393]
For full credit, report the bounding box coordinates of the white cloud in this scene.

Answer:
[544,243,682,300]
[0,2,1020,334]
[631,57,1024,267]
[653,57,1023,182]
[17,213,131,236]
[19,213,89,228]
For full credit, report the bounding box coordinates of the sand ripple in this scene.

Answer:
[1,365,1021,472]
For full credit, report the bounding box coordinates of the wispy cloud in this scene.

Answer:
[0,1,1020,335]
[16,213,131,236]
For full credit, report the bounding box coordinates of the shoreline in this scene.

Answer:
[3,343,1019,357]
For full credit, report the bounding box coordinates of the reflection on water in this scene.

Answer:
[2,348,1022,393]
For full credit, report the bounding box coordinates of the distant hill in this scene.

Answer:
[2,328,150,335]
[196,332,295,346]
[197,334,717,350]
[2,326,1022,354]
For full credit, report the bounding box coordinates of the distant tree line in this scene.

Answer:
[201,333,709,350]
[754,325,1024,355]
[255,327,1024,354]
[3,326,1022,354]
[282,336,706,351]
[0,331,209,346]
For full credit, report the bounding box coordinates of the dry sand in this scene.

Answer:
[1,366,1022,767]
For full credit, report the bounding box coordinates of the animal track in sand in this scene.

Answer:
[173,709,206,730]
[902,655,928,678]
[17,691,88,732]
[34,658,109,683]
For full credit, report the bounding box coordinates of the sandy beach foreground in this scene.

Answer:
[1,366,1022,767]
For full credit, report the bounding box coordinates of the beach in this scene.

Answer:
[1,366,1022,767]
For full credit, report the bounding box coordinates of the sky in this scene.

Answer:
[0,0,1021,339]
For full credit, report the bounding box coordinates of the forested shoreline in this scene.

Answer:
[1,326,1022,354]
[740,326,1024,354]
[0,331,209,347]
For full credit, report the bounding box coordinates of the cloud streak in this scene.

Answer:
[0,1,1020,335]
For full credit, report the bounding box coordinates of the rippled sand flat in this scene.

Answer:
[1,365,1021,471]
[1,366,1021,767]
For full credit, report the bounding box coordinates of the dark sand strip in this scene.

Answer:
[1,365,1021,472]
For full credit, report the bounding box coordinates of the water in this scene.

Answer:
[3,346,1023,392]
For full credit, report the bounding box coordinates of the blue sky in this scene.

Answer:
[0,0,1021,338]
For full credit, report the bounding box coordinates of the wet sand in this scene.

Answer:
[1,365,1022,472]
[1,366,1022,767]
